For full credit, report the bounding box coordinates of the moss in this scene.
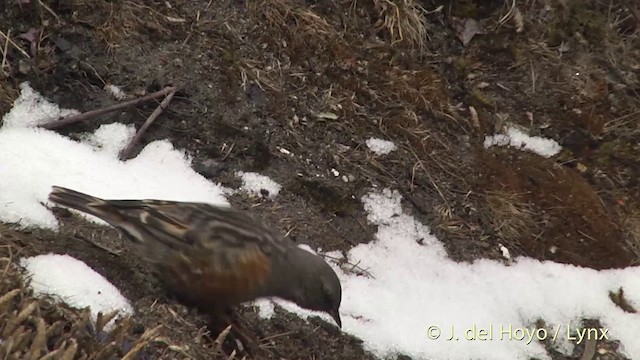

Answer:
[565,5,607,44]
[555,149,575,164]
[220,48,239,66]
[545,27,565,47]
[544,1,608,46]
[594,139,637,166]
[450,0,478,18]
[452,56,471,76]
[468,88,494,108]
[508,42,527,65]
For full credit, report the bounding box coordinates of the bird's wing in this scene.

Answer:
[95,199,288,254]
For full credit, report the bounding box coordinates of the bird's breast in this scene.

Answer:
[157,246,273,309]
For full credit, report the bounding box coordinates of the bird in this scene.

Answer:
[47,186,342,342]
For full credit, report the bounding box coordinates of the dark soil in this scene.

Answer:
[1,0,638,359]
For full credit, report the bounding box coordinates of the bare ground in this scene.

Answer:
[0,0,639,359]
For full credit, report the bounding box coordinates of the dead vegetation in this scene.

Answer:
[56,0,182,47]
[245,0,448,103]
[0,222,255,360]
[0,248,159,360]
[485,190,535,249]
[475,149,635,269]
[248,0,338,52]
[354,0,430,50]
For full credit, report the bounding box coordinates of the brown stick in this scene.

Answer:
[74,234,121,256]
[118,88,177,160]
[38,86,176,130]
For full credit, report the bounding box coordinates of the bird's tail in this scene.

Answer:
[48,186,161,249]
[48,185,150,244]
[48,186,110,220]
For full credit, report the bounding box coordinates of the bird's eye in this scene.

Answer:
[322,282,335,303]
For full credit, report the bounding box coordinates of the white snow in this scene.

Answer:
[2,83,640,360]
[366,137,398,155]
[80,123,137,157]
[253,299,276,318]
[484,126,561,157]
[0,84,229,229]
[256,189,640,360]
[341,189,640,359]
[499,243,511,260]
[20,254,133,330]
[104,84,126,100]
[236,171,282,198]
[2,82,79,128]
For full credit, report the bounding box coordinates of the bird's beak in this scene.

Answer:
[329,309,342,328]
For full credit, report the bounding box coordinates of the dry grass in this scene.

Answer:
[247,0,342,58]
[354,0,429,50]
[501,0,638,119]
[250,0,335,36]
[65,0,180,49]
[248,0,428,51]
[524,0,639,106]
[245,0,448,127]
[367,66,449,114]
[0,251,160,359]
[0,238,243,359]
[485,190,535,247]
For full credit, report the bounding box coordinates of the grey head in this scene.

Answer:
[269,246,343,327]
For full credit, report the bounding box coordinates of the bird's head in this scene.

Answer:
[285,247,342,327]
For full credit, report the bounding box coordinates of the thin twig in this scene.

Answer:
[119,88,177,160]
[322,254,374,278]
[1,29,9,75]
[38,86,176,129]
[0,29,30,59]
[37,0,60,20]
[219,140,236,161]
[1,245,14,276]
[407,144,450,209]
[497,0,517,27]
[74,234,121,256]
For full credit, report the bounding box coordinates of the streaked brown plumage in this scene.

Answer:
[47,186,342,330]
